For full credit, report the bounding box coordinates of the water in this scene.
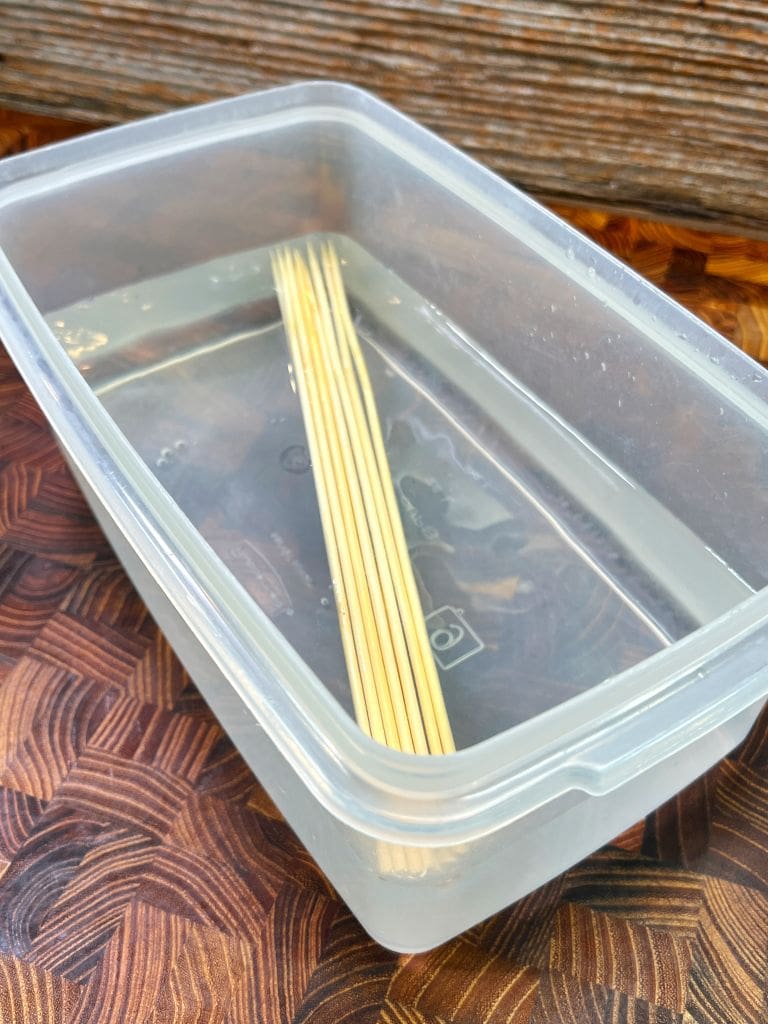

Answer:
[47,236,750,748]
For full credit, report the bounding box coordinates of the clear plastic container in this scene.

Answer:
[1,82,768,951]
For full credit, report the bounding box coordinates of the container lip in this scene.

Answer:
[1,80,768,844]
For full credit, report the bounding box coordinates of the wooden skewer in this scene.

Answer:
[293,251,406,750]
[306,245,429,756]
[272,251,379,740]
[321,243,456,754]
[271,240,455,760]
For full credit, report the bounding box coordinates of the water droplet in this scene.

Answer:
[209,274,221,285]
[549,303,557,313]
[320,596,330,607]
[600,361,607,372]
[678,331,688,341]
[566,247,575,260]
[388,295,401,305]
[719,407,724,416]
[156,457,169,469]
[120,292,131,304]
[587,266,596,278]
[617,398,623,408]
[140,302,153,312]
[584,351,590,360]
[752,371,763,383]
[285,608,295,616]
[174,439,188,452]
[709,354,720,365]
[54,319,65,328]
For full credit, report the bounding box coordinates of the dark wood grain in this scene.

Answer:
[3,2,768,232]
[4,107,768,1022]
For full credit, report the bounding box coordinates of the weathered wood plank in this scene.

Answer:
[1,1,768,232]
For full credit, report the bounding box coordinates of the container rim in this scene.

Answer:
[1,80,768,845]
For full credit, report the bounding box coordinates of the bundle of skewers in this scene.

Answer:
[271,242,455,759]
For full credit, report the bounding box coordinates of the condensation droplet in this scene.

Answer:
[709,354,720,365]
[566,247,575,260]
[140,302,153,312]
[600,361,607,372]
[174,439,188,452]
[320,596,330,607]
[587,266,596,278]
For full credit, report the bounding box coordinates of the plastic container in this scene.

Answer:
[1,82,768,951]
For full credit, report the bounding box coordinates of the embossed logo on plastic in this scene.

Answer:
[424,605,484,670]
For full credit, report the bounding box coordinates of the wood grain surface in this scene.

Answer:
[3,2,768,232]
[4,109,768,1022]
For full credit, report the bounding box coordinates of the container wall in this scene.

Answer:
[329,118,768,592]
[3,101,766,589]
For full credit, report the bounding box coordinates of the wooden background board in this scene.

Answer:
[3,2,768,234]
[4,109,768,1022]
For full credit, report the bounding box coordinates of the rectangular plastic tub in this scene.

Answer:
[2,82,768,951]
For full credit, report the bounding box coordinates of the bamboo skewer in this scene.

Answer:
[305,248,429,755]
[300,252,416,752]
[321,245,455,755]
[271,241,455,761]
[271,251,371,737]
